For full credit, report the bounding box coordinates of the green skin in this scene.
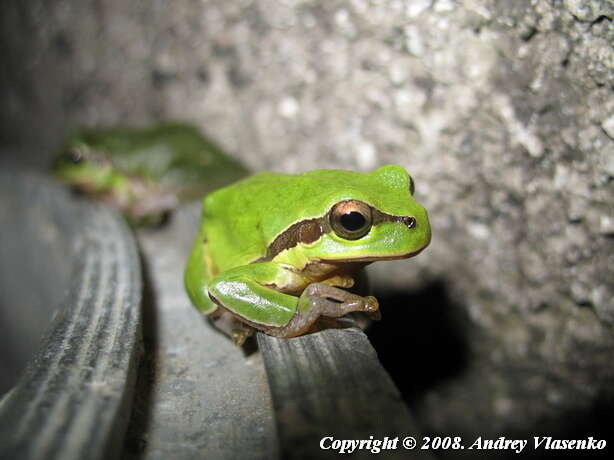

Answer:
[52,123,248,225]
[184,165,431,343]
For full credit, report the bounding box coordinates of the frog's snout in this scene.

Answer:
[401,216,416,229]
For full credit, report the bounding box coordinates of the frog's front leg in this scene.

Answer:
[207,263,379,339]
[207,263,300,330]
[267,283,379,338]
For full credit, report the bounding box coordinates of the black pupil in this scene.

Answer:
[68,151,82,164]
[341,212,366,231]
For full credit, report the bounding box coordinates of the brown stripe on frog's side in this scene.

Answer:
[253,218,326,263]
[252,201,418,263]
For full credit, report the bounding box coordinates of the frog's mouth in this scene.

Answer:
[321,244,429,264]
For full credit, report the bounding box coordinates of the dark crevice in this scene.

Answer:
[520,26,538,42]
[150,69,177,89]
[560,44,574,68]
[122,250,160,460]
[569,12,612,25]
[367,280,470,405]
[600,124,614,142]
[589,15,612,26]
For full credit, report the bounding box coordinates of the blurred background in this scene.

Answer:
[1,0,613,452]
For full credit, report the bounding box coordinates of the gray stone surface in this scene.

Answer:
[127,204,277,460]
[1,0,613,451]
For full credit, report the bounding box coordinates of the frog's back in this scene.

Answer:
[75,123,247,198]
[203,172,308,271]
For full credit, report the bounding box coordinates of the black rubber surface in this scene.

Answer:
[0,172,142,460]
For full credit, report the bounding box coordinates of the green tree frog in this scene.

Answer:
[52,122,248,225]
[184,165,431,344]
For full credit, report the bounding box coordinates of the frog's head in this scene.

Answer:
[267,165,431,267]
[52,136,128,196]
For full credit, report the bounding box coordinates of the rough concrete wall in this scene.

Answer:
[1,0,613,447]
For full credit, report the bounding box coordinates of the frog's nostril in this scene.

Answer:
[403,216,416,229]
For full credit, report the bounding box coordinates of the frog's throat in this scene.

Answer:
[254,204,419,263]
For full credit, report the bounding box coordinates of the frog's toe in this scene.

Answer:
[231,328,253,346]
[363,296,379,313]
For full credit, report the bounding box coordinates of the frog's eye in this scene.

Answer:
[329,200,372,240]
[409,176,415,195]
[67,150,83,164]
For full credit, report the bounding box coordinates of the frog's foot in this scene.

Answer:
[263,283,380,338]
[209,310,254,345]
[321,275,355,289]
[231,328,253,346]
